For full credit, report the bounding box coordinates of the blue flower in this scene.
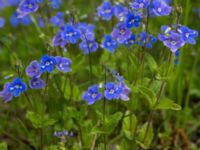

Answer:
[102,35,119,53]
[0,17,5,28]
[150,0,172,16]
[55,56,72,73]
[123,34,136,47]
[97,1,114,21]
[83,85,102,105]
[111,22,132,43]
[160,30,184,53]
[20,15,32,26]
[50,0,61,9]
[178,25,198,45]
[50,12,64,27]
[17,0,39,18]
[104,82,122,100]
[29,77,46,89]
[40,55,57,73]
[76,23,95,41]
[137,32,157,48]
[0,83,13,103]
[132,0,150,9]
[26,60,42,78]
[125,13,141,28]
[114,4,128,21]
[79,40,98,55]
[8,78,27,97]
[61,24,81,44]
[52,31,67,47]
[10,13,20,27]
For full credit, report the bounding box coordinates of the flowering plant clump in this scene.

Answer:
[0,0,199,149]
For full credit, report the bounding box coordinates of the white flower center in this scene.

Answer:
[109,89,115,94]
[139,3,144,8]
[171,41,176,45]
[185,33,190,38]
[157,8,162,12]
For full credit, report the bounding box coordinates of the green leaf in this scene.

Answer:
[136,123,154,149]
[0,142,7,150]
[104,112,123,133]
[26,111,56,128]
[137,85,157,108]
[154,98,181,111]
[91,112,123,135]
[146,54,158,73]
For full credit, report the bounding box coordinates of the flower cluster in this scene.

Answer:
[82,72,130,105]
[0,55,71,102]
[26,55,71,89]
[52,22,99,55]
[0,78,27,103]
[97,1,158,53]
[159,24,198,52]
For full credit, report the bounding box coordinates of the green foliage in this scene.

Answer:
[154,98,182,111]
[0,142,7,150]
[26,111,56,128]
[136,123,154,149]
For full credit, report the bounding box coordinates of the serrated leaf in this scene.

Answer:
[26,111,56,128]
[137,85,156,108]
[136,123,154,149]
[154,98,181,111]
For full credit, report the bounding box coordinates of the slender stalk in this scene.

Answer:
[103,65,107,150]
[84,34,93,84]
[24,92,34,110]
[40,128,44,150]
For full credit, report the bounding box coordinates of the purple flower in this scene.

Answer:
[150,0,172,16]
[50,0,61,9]
[123,34,136,47]
[0,83,13,103]
[52,31,67,47]
[29,77,46,89]
[17,0,39,18]
[178,25,198,45]
[118,81,130,101]
[50,12,64,27]
[79,40,98,55]
[132,0,150,9]
[55,56,72,73]
[83,84,102,105]
[26,60,42,78]
[102,35,119,53]
[0,17,5,28]
[8,78,27,97]
[97,1,114,21]
[104,82,122,100]
[114,4,128,21]
[125,13,141,28]
[162,31,184,53]
[39,55,57,73]
[76,23,95,41]
[61,24,81,44]
[111,22,132,43]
